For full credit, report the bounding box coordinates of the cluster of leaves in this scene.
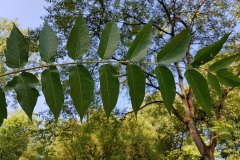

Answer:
[0,13,239,125]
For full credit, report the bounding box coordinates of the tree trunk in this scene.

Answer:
[183,98,215,160]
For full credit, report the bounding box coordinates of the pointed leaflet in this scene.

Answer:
[69,65,94,120]
[67,14,90,60]
[207,72,222,97]
[41,66,64,120]
[6,72,39,120]
[39,22,58,63]
[209,54,239,72]
[216,69,240,87]
[99,64,119,117]
[127,21,152,61]
[126,64,145,115]
[185,69,212,116]
[157,28,191,64]
[0,88,7,126]
[97,22,120,59]
[191,33,230,67]
[5,23,29,68]
[155,66,176,113]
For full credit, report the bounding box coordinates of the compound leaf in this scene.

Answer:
[5,23,29,68]
[41,66,64,120]
[209,54,239,72]
[97,22,120,59]
[126,64,145,116]
[216,69,240,87]
[127,21,152,61]
[99,64,119,118]
[67,14,89,60]
[6,72,39,120]
[39,22,58,63]
[155,66,176,113]
[207,72,222,97]
[157,28,191,64]
[185,69,212,116]
[69,65,94,121]
[191,33,230,67]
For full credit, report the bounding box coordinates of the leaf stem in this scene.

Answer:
[0,60,187,78]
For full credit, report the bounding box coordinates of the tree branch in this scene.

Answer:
[120,100,164,120]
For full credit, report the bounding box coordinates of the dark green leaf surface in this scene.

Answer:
[126,64,145,115]
[191,33,230,67]
[127,21,152,61]
[209,54,239,72]
[99,64,119,117]
[5,23,29,68]
[185,69,212,116]
[41,66,64,120]
[97,22,120,59]
[157,28,191,64]
[39,22,58,63]
[155,66,176,113]
[216,69,240,87]
[0,88,7,126]
[207,72,222,97]
[69,65,94,121]
[67,14,89,60]
[6,72,39,120]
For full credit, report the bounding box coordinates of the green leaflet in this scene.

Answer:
[99,64,119,118]
[39,22,58,63]
[6,72,39,120]
[155,66,176,113]
[216,69,240,87]
[97,22,120,59]
[191,33,230,67]
[157,28,191,64]
[0,88,7,126]
[209,54,239,72]
[41,66,64,120]
[69,65,94,121]
[185,69,212,116]
[207,72,222,97]
[126,64,145,116]
[67,14,90,60]
[127,21,152,61]
[5,23,29,68]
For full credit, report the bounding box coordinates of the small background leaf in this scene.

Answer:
[0,88,7,126]
[185,69,212,116]
[157,28,191,64]
[5,23,29,68]
[6,72,39,120]
[99,64,119,118]
[126,64,145,115]
[191,33,230,67]
[69,65,94,121]
[127,21,152,61]
[155,66,176,113]
[67,14,89,60]
[97,22,120,59]
[39,22,58,63]
[41,66,64,120]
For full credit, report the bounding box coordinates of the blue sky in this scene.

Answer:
[0,0,48,29]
